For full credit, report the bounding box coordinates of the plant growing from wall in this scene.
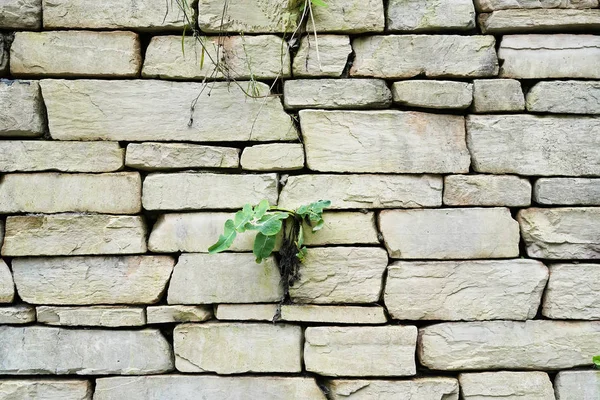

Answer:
[594,355,600,368]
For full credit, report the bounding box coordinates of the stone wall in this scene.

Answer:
[0,0,600,399]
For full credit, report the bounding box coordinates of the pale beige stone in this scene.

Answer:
[327,378,459,400]
[526,81,600,114]
[304,212,379,245]
[534,178,600,205]
[36,306,145,327]
[459,372,554,400]
[480,9,600,33]
[443,175,532,206]
[0,260,14,304]
[554,370,600,400]
[311,0,384,33]
[0,0,42,29]
[391,80,473,109]
[292,35,352,77]
[0,380,92,400]
[126,143,239,171]
[0,80,44,137]
[387,0,475,31]
[147,306,213,324]
[283,79,392,109]
[0,305,35,324]
[241,144,304,171]
[472,79,525,112]
[543,264,600,319]
[475,0,598,11]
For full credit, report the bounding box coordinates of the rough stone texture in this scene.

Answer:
[0,35,8,77]
[0,305,35,324]
[12,256,174,305]
[174,323,302,374]
[534,178,600,205]
[543,264,600,319]
[0,141,124,172]
[311,0,384,33]
[143,35,290,80]
[480,9,600,33]
[292,35,352,77]
[518,208,600,259]
[300,110,470,173]
[11,31,141,78]
[94,376,325,400]
[304,212,379,245]
[0,80,45,137]
[499,34,600,78]
[443,175,532,206]
[289,247,388,304]
[0,172,141,214]
[467,115,600,176]
[40,80,298,142]
[387,0,476,32]
[391,80,473,109]
[380,208,520,259]
[0,0,42,29]
[351,35,498,78]
[241,144,304,171]
[0,260,14,304]
[459,371,555,400]
[385,260,548,321]
[147,306,213,324]
[419,320,600,370]
[167,253,283,304]
[0,380,92,400]
[142,173,278,210]
[474,0,599,11]
[283,79,392,109]
[305,326,417,377]
[554,370,600,400]
[327,378,459,400]
[279,174,443,209]
[526,80,600,114]
[0,327,173,375]
[126,143,239,171]
[36,306,146,327]
[472,79,525,112]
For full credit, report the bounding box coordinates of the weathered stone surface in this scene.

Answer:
[0,141,124,172]
[499,35,600,78]
[0,380,92,400]
[459,372,554,400]
[443,175,532,206]
[174,323,301,373]
[11,31,141,78]
[284,79,391,109]
[380,208,520,259]
[311,0,384,33]
[543,264,600,319]
[385,260,548,321]
[419,320,600,370]
[304,212,379,245]
[289,247,388,304]
[391,80,473,109]
[300,110,470,173]
[167,253,282,304]
[305,326,417,377]
[472,79,525,112]
[467,115,600,176]
[518,208,600,259]
[241,144,304,171]
[94,376,325,400]
[0,260,14,304]
[0,305,35,324]
[0,80,44,137]
[0,0,41,29]
[480,9,600,33]
[12,256,174,305]
[475,0,598,11]
[387,0,475,32]
[147,306,213,324]
[279,174,443,209]
[351,35,498,78]
[554,370,600,400]
[0,173,141,214]
[143,173,277,210]
[37,306,145,327]
[0,327,173,375]
[0,35,8,77]
[292,35,351,77]
[126,143,239,171]
[534,178,600,205]
[526,80,600,114]
[327,378,459,400]
[40,80,298,142]
[143,35,290,80]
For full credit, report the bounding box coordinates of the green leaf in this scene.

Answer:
[247,212,289,236]
[208,219,236,254]
[312,218,325,232]
[254,199,270,219]
[254,232,276,263]
[297,224,304,248]
[181,25,187,56]
[594,355,600,368]
[311,0,327,7]
[296,246,308,262]
[233,204,254,232]
[296,200,331,222]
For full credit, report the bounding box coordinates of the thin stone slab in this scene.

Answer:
[391,80,473,109]
[472,79,525,112]
[518,207,600,259]
[0,305,35,324]
[543,264,600,319]
[419,320,600,370]
[240,144,304,171]
[326,378,459,400]
[0,0,42,29]
[125,143,239,171]
[0,380,92,400]
[147,306,213,324]
[459,371,554,400]
[534,178,600,205]
[292,35,352,77]
[301,110,470,173]
[283,79,392,109]
[36,306,146,327]
[311,0,384,33]
[174,323,302,374]
[351,35,498,78]
[443,175,532,206]
[40,80,298,142]
[387,0,475,32]
[0,80,45,137]
[526,81,600,114]
[380,208,520,259]
[305,326,417,377]
[12,256,174,305]
[480,9,600,33]
[554,370,600,400]
[475,0,599,11]
[0,260,14,303]
[0,327,173,375]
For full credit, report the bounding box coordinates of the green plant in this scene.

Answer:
[594,355,600,368]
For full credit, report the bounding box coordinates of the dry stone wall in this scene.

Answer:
[0,0,599,399]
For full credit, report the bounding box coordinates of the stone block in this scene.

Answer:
[534,178,600,205]
[147,306,213,324]
[326,378,459,400]
[0,380,92,400]
[543,264,600,319]
[125,143,239,171]
[474,0,598,11]
[459,371,554,400]
[472,79,525,112]
[387,0,475,32]
[36,306,146,327]
[0,305,35,324]
[292,35,351,77]
[0,80,45,137]
[554,370,600,400]
[0,260,14,304]
[480,9,600,33]
[284,79,391,109]
[311,0,384,33]
[0,0,41,29]
[526,81,600,114]
[303,212,379,245]
[391,80,473,109]
[241,144,304,171]
[443,174,531,206]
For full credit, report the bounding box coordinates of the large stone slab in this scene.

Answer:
[554,370,600,400]
[387,0,475,32]
[459,372,554,400]
[146,306,213,324]
[480,9,600,33]
[380,208,520,259]
[391,80,473,109]
[499,35,600,78]
[240,144,304,171]
[385,260,548,321]
[0,327,173,375]
[300,110,470,173]
[12,256,174,305]
[543,264,600,319]
[0,380,92,400]
[126,143,239,171]
[534,178,600,205]
[443,174,531,206]
[174,323,302,373]
[283,79,391,109]
[40,80,298,142]
[37,306,146,327]
[279,174,443,209]
[305,326,417,376]
[0,80,45,137]
[290,247,388,304]
[419,320,600,370]
[526,81,600,114]
[0,0,42,29]
[475,0,599,11]
[472,79,525,112]
[351,35,498,78]
[0,260,14,304]
[311,0,384,33]
[0,305,35,324]
[518,207,600,259]
[292,35,352,77]
[467,115,600,176]
[326,378,459,400]
[168,253,282,304]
